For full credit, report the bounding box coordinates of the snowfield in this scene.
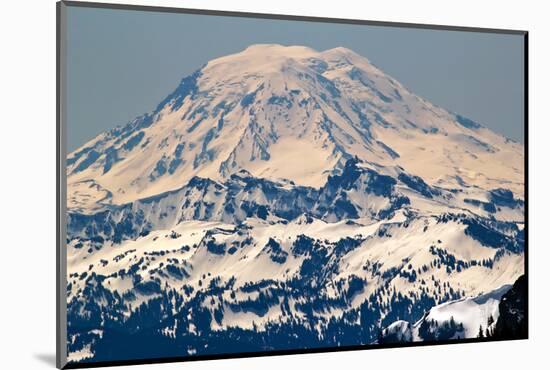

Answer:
[379,284,511,343]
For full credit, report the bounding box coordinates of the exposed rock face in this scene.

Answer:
[493,275,527,339]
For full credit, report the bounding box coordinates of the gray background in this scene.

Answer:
[67,6,525,151]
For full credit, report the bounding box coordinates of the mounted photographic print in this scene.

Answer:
[57,1,528,368]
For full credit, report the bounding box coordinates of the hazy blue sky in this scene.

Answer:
[66,6,525,151]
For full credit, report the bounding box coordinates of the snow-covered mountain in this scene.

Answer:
[65,45,525,364]
[67,44,523,211]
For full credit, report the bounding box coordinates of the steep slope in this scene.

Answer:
[67,44,524,210]
[379,283,512,343]
[67,158,525,245]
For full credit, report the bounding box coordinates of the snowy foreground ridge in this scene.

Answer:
[66,44,525,363]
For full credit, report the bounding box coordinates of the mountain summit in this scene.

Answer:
[67,44,523,210]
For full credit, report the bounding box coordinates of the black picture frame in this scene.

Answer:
[56,1,528,368]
